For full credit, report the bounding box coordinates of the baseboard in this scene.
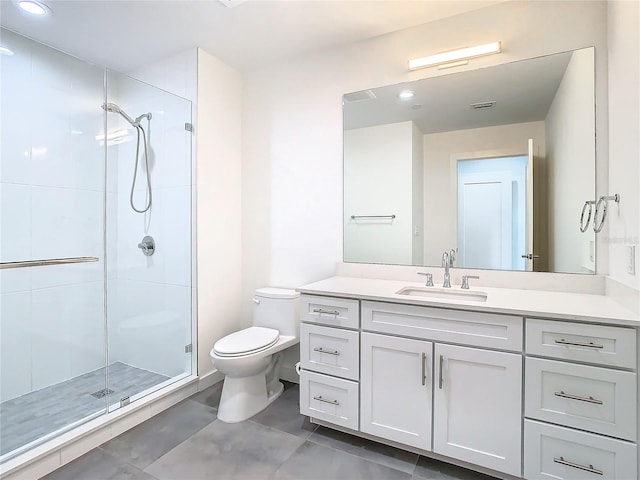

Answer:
[197,369,224,391]
[279,363,300,384]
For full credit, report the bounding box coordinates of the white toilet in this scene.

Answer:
[210,287,300,423]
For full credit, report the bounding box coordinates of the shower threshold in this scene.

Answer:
[0,362,169,458]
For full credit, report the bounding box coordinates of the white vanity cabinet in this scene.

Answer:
[433,343,522,476]
[524,319,638,480]
[360,300,523,477]
[299,295,361,430]
[360,332,433,450]
[297,288,639,480]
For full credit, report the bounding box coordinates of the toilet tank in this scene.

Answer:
[253,288,300,338]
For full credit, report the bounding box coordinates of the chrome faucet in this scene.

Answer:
[441,252,451,288]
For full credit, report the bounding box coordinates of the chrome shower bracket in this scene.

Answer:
[593,194,620,233]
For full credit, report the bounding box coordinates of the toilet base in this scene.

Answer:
[217,374,285,423]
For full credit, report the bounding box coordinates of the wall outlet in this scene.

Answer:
[627,245,636,275]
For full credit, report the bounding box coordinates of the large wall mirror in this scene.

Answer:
[343,47,596,274]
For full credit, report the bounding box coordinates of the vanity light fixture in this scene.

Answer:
[409,41,502,71]
[398,90,415,100]
[16,0,51,16]
[0,45,14,56]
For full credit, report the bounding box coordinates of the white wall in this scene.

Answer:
[545,49,596,274]
[423,121,546,267]
[344,121,418,265]
[242,0,609,313]
[196,49,243,377]
[607,0,640,290]
[412,122,424,265]
[0,30,106,402]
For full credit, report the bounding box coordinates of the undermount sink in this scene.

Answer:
[396,286,488,302]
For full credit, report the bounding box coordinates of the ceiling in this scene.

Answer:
[0,0,502,73]
[344,50,577,134]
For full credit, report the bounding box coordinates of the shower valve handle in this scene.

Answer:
[138,236,155,256]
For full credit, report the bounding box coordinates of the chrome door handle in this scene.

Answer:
[438,355,444,389]
[553,457,603,475]
[554,339,604,349]
[313,395,339,406]
[521,253,541,260]
[313,347,340,356]
[554,391,603,405]
[421,353,427,386]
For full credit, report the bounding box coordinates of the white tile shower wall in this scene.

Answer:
[0,291,32,402]
[0,29,106,402]
[241,1,609,318]
[108,279,191,378]
[105,68,193,378]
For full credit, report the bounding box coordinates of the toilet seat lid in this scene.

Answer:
[213,327,279,356]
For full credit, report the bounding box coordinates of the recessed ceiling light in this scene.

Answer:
[0,45,14,56]
[16,0,51,16]
[398,90,415,100]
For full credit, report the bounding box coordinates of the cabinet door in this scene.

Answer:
[433,344,522,477]
[360,332,432,450]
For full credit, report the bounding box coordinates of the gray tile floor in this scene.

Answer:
[42,381,499,480]
[1,362,168,457]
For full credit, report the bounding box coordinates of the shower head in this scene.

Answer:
[102,102,138,127]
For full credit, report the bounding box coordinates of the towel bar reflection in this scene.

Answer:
[0,257,99,269]
[350,215,396,220]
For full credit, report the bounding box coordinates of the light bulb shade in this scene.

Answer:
[409,41,501,71]
[16,0,51,16]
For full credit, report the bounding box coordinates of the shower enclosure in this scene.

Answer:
[0,29,193,461]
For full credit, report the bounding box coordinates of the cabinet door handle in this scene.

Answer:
[553,457,603,475]
[313,395,339,406]
[421,353,427,386]
[313,308,339,316]
[438,355,444,389]
[554,338,604,349]
[313,347,340,356]
[554,391,603,405]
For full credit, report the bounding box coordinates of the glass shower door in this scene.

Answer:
[0,28,108,460]
[104,70,192,411]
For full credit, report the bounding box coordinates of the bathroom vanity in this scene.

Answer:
[296,276,639,480]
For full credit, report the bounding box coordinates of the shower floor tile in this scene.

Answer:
[0,362,169,457]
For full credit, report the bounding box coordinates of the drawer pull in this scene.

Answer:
[554,391,604,405]
[313,308,339,316]
[553,457,603,476]
[313,395,339,406]
[554,338,604,349]
[421,353,427,386]
[313,347,340,356]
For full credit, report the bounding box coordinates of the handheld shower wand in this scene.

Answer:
[102,102,139,127]
[102,102,153,213]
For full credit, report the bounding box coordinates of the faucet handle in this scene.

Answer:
[461,275,480,289]
[417,272,434,287]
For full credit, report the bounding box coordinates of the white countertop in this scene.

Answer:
[297,276,640,326]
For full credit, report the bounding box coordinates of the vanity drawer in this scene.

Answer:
[362,301,522,351]
[526,319,636,368]
[525,358,637,441]
[300,323,359,380]
[299,370,358,430]
[300,295,360,329]
[524,419,637,480]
